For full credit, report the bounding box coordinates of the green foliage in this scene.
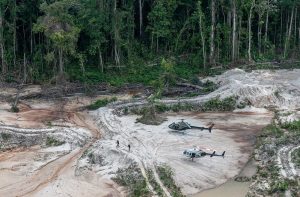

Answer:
[87,152,96,164]
[130,102,194,116]
[154,103,169,113]
[46,121,53,127]
[10,105,19,113]
[281,120,300,132]
[202,96,237,111]
[202,80,218,93]
[157,165,184,197]
[0,0,299,85]
[86,97,117,110]
[269,180,289,193]
[255,120,300,196]
[46,137,65,147]
[262,123,284,138]
[1,133,11,141]
[291,148,300,168]
[112,164,150,197]
[160,58,177,87]
[147,169,164,196]
[136,105,166,125]
[147,0,177,45]
[170,103,194,112]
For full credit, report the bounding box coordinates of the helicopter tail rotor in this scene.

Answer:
[222,151,226,158]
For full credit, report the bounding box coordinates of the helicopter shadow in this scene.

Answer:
[167,130,203,138]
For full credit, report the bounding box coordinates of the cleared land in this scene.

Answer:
[0,69,299,196]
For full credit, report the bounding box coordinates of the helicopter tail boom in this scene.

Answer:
[210,151,216,157]
[190,124,214,133]
[209,151,225,158]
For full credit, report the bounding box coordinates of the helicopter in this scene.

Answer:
[168,119,214,133]
[183,147,225,161]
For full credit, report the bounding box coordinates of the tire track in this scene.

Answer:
[278,145,300,178]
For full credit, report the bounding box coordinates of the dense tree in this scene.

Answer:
[0,0,299,84]
[148,0,177,52]
[209,0,216,65]
[34,0,80,80]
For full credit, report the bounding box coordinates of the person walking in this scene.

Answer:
[128,144,131,152]
[116,140,119,148]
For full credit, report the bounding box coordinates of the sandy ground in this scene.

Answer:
[0,146,123,197]
[0,96,126,197]
[91,109,273,196]
[1,68,299,197]
[193,159,257,197]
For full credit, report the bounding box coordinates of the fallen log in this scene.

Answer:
[176,82,204,90]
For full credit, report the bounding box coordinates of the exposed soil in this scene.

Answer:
[87,108,272,196]
[0,95,125,197]
[1,68,299,197]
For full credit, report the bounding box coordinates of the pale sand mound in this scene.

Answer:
[0,146,123,197]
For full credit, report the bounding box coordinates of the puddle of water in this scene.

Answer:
[192,180,250,197]
[192,160,256,197]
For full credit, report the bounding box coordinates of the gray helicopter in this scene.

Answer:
[183,148,225,161]
[168,119,214,133]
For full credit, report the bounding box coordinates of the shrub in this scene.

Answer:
[281,120,300,132]
[157,165,184,197]
[262,123,283,138]
[202,96,236,111]
[1,133,11,141]
[88,152,96,164]
[202,80,218,93]
[147,169,164,196]
[136,105,166,125]
[170,103,193,112]
[112,164,150,197]
[10,105,19,113]
[154,103,169,113]
[46,137,65,146]
[87,97,117,110]
[270,180,289,193]
[291,148,300,168]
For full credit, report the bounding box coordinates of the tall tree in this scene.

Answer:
[209,0,216,65]
[0,0,7,74]
[35,0,80,79]
[139,0,143,37]
[243,0,256,61]
[78,0,109,73]
[195,1,206,68]
[284,1,296,58]
[148,0,177,52]
[231,0,237,61]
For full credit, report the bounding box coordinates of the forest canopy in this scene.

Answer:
[0,0,299,85]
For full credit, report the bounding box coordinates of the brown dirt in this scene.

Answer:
[0,95,124,197]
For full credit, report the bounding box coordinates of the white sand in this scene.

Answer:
[1,68,300,196]
[89,109,272,195]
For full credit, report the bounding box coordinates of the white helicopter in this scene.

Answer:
[183,147,225,161]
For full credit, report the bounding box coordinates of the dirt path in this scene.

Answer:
[0,98,124,197]
[91,107,273,196]
[278,145,300,178]
[0,147,82,196]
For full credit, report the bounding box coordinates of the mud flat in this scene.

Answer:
[193,159,257,197]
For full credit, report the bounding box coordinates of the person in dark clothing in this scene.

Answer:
[191,153,195,161]
[116,140,119,148]
[128,144,131,152]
